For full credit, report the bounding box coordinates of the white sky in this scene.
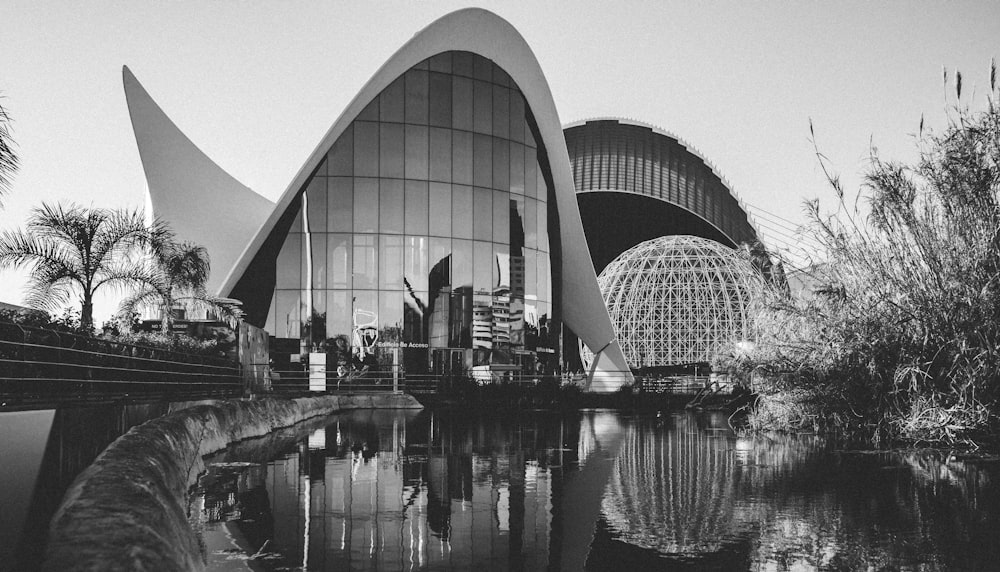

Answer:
[1,1,998,323]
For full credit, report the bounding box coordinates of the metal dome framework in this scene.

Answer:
[591,235,764,367]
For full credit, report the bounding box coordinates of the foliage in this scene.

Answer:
[0,203,163,331]
[721,65,1000,447]
[0,95,18,205]
[117,236,243,334]
[0,306,89,335]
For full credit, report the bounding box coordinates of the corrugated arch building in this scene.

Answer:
[124,9,632,391]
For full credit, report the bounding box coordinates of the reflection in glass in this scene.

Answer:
[473,80,492,135]
[328,234,351,289]
[305,178,327,233]
[404,235,428,293]
[493,191,509,245]
[474,240,492,293]
[379,179,404,234]
[275,233,301,289]
[378,290,403,344]
[452,239,473,288]
[310,234,326,289]
[510,196,525,254]
[525,152,537,198]
[328,177,353,232]
[510,92,525,143]
[429,237,451,290]
[379,235,404,290]
[452,130,473,185]
[404,181,428,235]
[353,235,377,289]
[328,290,350,338]
[473,133,492,188]
[524,197,537,250]
[493,137,509,192]
[492,85,510,139]
[494,243,510,291]
[510,141,525,194]
[274,290,301,339]
[404,69,428,125]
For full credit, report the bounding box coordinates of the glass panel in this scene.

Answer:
[451,289,472,347]
[452,238,473,288]
[451,76,473,131]
[328,290,351,339]
[327,124,353,176]
[379,179,404,234]
[379,235,404,290]
[351,290,378,359]
[473,240,492,294]
[427,285,450,348]
[492,85,509,139]
[404,235,429,293]
[379,290,403,344]
[473,133,492,188]
[494,243,510,291]
[493,191,509,245]
[452,130,473,185]
[428,182,451,237]
[538,252,551,303]
[405,124,429,180]
[492,138,509,192]
[328,177,353,232]
[429,52,451,73]
[473,186,492,241]
[428,127,452,182]
[353,234,378,289]
[524,298,537,352]
[472,293,492,350]
[537,199,549,252]
[265,291,276,334]
[327,233,352,289]
[525,249,537,300]
[472,54,492,82]
[310,233,326,289]
[492,293,511,351]
[473,80,492,135]
[510,195,525,254]
[509,295,524,349]
[379,123,404,178]
[509,142,524,195]
[404,69,428,125]
[404,180,428,235]
[275,233,301,289]
[510,254,525,298]
[429,237,451,290]
[379,76,405,123]
[354,122,379,177]
[493,62,511,87]
[524,152,537,198]
[308,290,326,346]
[274,290,302,340]
[523,197,537,250]
[305,178,326,232]
[288,202,302,233]
[357,98,378,121]
[403,290,429,345]
[354,177,379,233]
[428,72,452,128]
[452,184,473,239]
[452,51,474,78]
[510,92,525,143]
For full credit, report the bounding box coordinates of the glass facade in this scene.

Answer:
[260,52,557,375]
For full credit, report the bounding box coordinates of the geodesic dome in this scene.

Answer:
[583,235,765,368]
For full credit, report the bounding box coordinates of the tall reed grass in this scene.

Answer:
[720,64,1000,447]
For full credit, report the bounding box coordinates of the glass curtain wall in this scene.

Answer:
[263,52,556,375]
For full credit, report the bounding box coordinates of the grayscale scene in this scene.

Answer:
[2,2,999,570]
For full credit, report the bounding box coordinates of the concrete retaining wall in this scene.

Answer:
[42,393,422,571]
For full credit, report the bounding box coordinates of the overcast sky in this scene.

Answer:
[2,1,998,321]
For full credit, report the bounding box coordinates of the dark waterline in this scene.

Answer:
[190,409,1000,570]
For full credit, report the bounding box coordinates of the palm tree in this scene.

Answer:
[0,203,156,331]
[0,96,19,205]
[118,239,243,335]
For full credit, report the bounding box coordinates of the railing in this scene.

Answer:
[0,321,243,401]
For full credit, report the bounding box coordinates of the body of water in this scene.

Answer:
[190,408,1000,570]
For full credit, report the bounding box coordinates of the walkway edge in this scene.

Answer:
[41,393,423,572]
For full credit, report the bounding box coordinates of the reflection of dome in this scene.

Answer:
[588,235,764,367]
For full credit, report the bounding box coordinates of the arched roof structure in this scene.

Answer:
[564,118,759,272]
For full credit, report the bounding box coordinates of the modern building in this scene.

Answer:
[125,9,631,391]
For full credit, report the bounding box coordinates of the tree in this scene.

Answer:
[117,237,243,335]
[0,96,19,205]
[0,203,155,331]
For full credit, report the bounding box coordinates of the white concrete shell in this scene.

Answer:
[123,67,275,295]
[125,9,632,390]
